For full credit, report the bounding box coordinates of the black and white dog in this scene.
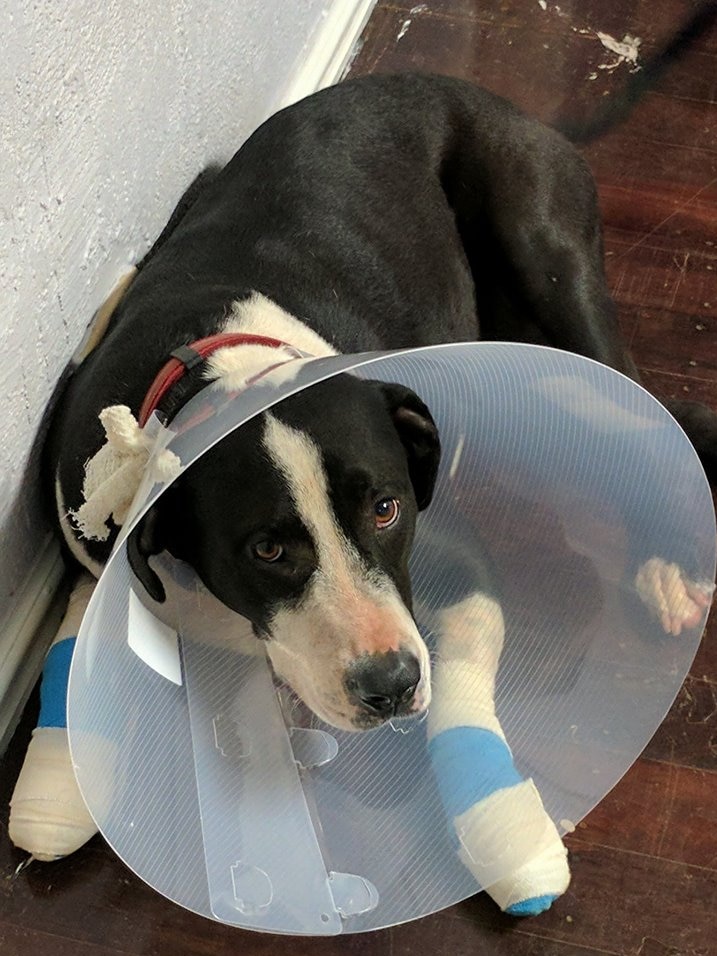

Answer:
[49,73,716,733]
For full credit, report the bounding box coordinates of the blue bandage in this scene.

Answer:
[505,894,559,917]
[38,637,76,729]
[428,726,523,819]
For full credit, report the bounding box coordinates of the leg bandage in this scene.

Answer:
[427,594,570,916]
[9,575,99,861]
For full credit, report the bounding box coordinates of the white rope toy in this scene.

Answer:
[70,405,181,541]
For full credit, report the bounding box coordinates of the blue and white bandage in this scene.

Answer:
[429,724,568,916]
[37,637,76,729]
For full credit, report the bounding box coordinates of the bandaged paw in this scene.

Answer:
[9,576,105,861]
[428,591,570,916]
[428,726,570,916]
[635,557,713,636]
[9,726,99,861]
[485,838,571,916]
[70,404,181,541]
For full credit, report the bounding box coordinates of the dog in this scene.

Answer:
[47,72,716,734]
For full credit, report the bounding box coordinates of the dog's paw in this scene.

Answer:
[635,557,713,636]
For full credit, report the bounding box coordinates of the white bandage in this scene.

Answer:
[427,592,570,915]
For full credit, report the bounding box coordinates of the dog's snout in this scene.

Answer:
[345,649,421,718]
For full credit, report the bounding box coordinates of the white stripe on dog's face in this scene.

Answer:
[261,413,431,730]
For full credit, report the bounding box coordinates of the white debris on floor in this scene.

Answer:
[596,31,642,71]
[397,18,411,40]
[533,2,642,78]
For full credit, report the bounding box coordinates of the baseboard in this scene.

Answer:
[0,538,67,754]
[279,0,376,108]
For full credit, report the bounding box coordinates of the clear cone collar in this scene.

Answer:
[68,343,715,934]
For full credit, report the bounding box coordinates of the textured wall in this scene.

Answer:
[0,0,330,625]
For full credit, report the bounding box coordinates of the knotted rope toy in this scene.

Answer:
[70,404,181,543]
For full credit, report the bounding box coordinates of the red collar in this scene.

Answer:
[138,332,296,427]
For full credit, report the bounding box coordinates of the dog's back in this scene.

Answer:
[48,72,717,574]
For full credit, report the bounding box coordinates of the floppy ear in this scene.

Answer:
[377,382,441,510]
[126,504,168,603]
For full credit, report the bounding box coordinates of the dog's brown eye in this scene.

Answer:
[253,540,284,562]
[374,497,400,529]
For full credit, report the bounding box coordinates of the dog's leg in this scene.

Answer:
[427,591,570,915]
[9,573,99,860]
[456,125,715,636]
[490,162,717,484]
[477,133,638,379]
[662,397,717,482]
[633,403,716,635]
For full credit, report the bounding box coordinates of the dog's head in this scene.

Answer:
[128,374,440,730]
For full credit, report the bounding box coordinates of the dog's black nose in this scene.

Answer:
[344,649,421,717]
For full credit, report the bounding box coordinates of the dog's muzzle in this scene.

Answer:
[343,648,422,721]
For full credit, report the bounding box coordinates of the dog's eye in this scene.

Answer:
[374,497,400,529]
[252,540,284,562]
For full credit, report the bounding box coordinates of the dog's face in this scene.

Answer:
[128,375,440,731]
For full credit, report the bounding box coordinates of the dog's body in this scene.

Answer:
[49,73,716,730]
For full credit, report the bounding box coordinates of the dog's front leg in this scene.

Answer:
[9,573,100,859]
[427,591,570,916]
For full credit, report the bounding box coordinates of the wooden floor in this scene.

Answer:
[2,2,717,954]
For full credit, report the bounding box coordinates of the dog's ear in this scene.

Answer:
[377,382,441,510]
[126,504,168,603]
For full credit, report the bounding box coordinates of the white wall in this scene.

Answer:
[0,0,372,733]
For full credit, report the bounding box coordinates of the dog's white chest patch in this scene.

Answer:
[203,292,339,393]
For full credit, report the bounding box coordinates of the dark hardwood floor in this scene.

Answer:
[2,2,716,954]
